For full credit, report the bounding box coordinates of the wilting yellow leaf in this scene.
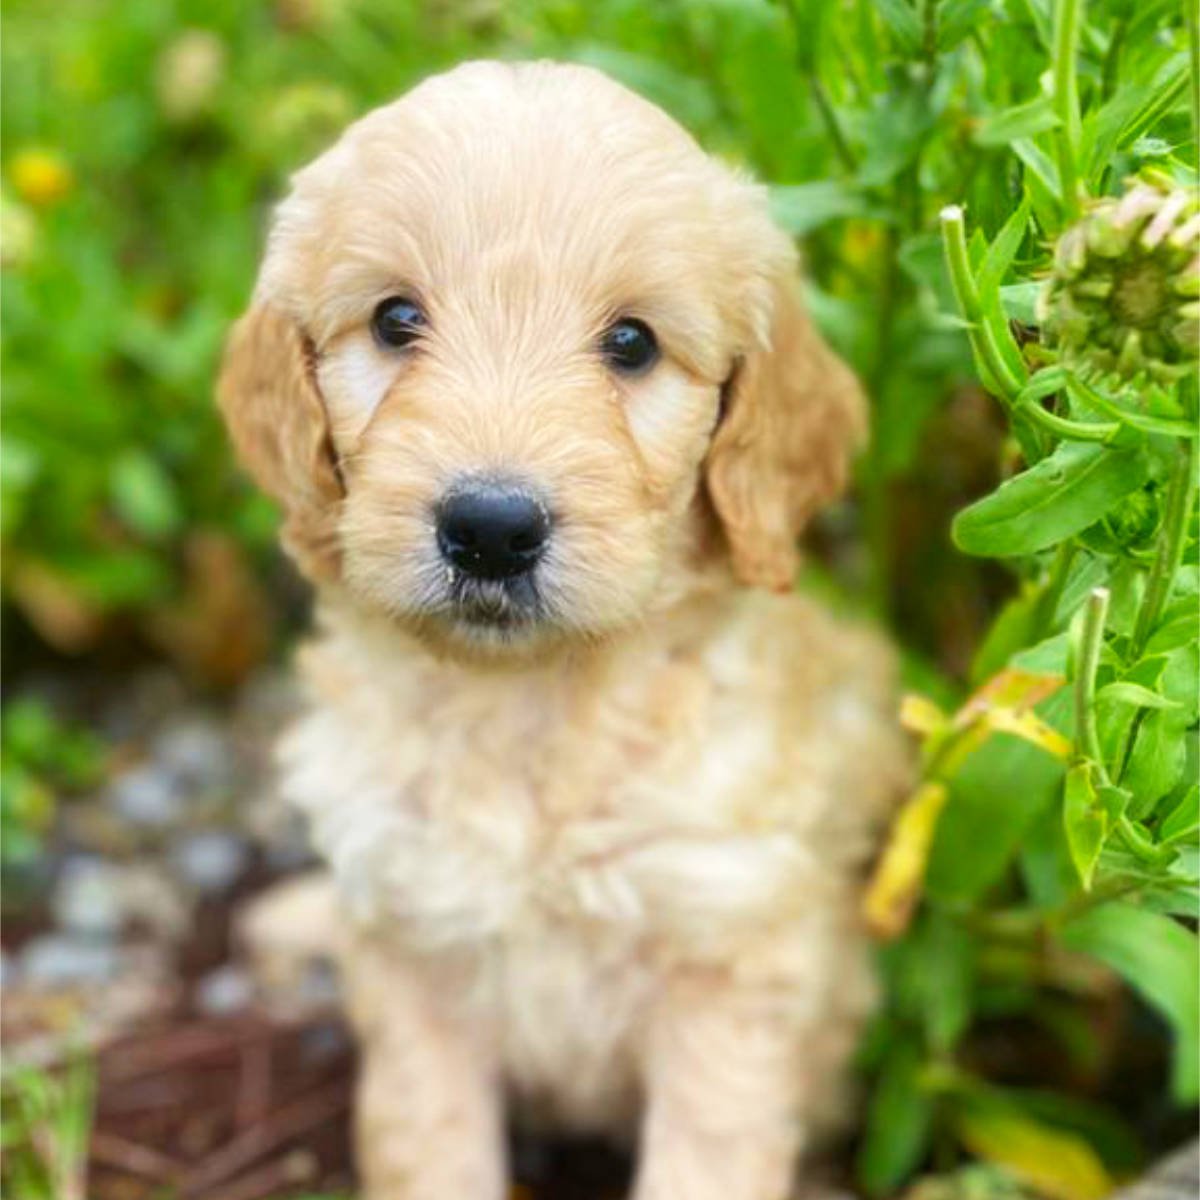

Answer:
[863,781,950,940]
[901,693,948,736]
[956,1108,1113,1200]
[958,668,1065,724]
[928,669,1069,778]
[984,708,1073,759]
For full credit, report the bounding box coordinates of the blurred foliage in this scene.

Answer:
[0,1057,94,1200]
[1,698,103,896]
[1,0,1197,1195]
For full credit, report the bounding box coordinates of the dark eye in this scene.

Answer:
[372,295,426,348]
[600,318,659,374]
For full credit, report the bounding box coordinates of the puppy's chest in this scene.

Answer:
[284,657,799,958]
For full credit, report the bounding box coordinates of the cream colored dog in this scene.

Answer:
[219,60,907,1200]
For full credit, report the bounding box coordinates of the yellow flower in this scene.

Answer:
[10,148,73,207]
[843,221,883,270]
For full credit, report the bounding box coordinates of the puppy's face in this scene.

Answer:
[220,62,864,659]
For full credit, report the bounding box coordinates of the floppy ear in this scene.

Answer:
[217,305,344,582]
[704,277,866,591]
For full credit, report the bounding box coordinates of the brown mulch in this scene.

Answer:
[84,1008,635,1200]
[88,1011,356,1200]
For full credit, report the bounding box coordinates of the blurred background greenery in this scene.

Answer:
[2,1,1196,1198]
[1,0,1035,685]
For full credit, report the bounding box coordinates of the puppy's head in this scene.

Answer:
[219,61,864,658]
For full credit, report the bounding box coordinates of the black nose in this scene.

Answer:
[436,487,550,580]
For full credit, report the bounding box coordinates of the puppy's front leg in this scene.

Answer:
[633,979,807,1200]
[342,932,505,1200]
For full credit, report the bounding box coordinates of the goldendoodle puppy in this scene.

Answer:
[220,59,907,1200]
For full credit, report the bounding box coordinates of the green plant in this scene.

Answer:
[1,697,103,897]
[856,2,1198,1195]
[0,1058,94,1200]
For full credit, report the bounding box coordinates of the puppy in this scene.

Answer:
[219,60,907,1200]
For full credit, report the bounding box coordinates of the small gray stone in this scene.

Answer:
[21,934,121,989]
[107,763,185,828]
[295,958,341,1010]
[170,829,250,894]
[196,963,255,1014]
[51,857,126,937]
[154,715,234,790]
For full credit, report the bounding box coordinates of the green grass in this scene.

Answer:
[0,1058,94,1200]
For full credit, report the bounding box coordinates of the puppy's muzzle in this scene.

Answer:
[435,484,550,582]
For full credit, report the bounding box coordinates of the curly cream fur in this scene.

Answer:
[219,60,908,1200]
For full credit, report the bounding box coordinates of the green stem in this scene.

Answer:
[782,0,858,172]
[940,206,1043,460]
[973,875,1142,939]
[809,76,858,172]
[940,207,1022,398]
[1052,0,1084,220]
[1073,586,1109,770]
[1115,815,1177,864]
[920,0,939,79]
[1049,874,1142,928]
[1131,438,1198,656]
[1067,373,1199,439]
[865,219,903,617]
[1099,14,1128,101]
[1016,399,1118,442]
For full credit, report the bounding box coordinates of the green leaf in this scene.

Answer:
[937,0,993,49]
[928,690,1072,903]
[1061,903,1200,1103]
[873,0,922,52]
[857,1039,933,1196]
[1160,787,1199,845]
[1123,709,1187,810]
[973,96,1061,146]
[1096,681,1182,711]
[1011,137,1061,201]
[1161,643,1199,723]
[1001,281,1042,324]
[1064,763,1106,890]
[1084,52,1189,180]
[108,450,181,541]
[769,181,872,235]
[1012,633,1070,681]
[1054,555,1109,625]
[54,548,173,609]
[858,87,937,187]
[977,194,1033,298]
[920,913,974,1052]
[1146,611,1199,654]
[952,443,1152,557]
[885,910,975,1051]
[970,586,1039,685]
